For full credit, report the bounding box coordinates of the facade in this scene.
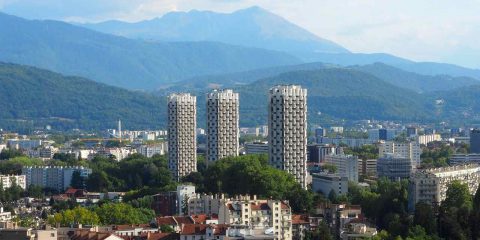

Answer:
[379,141,422,167]
[7,139,42,150]
[22,166,92,191]
[0,175,26,189]
[152,192,177,216]
[318,137,377,148]
[168,93,197,181]
[471,129,480,154]
[188,194,225,216]
[307,144,343,163]
[177,185,197,216]
[358,159,377,177]
[409,164,480,211]
[312,173,349,196]
[450,153,480,165]
[137,143,167,157]
[315,127,326,140]
[244,141,269,155]
[407,127,418,137]
[368,129,398,141]
[206,89,239,164]
[416,134,442,145]
[324,154,359,182]
[377,154,414,180]
[218,196,292,240]
[268,85,308,189]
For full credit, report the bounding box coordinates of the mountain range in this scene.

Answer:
[0,12,300,90]
[0,62,479,131]
[81,6,480,80]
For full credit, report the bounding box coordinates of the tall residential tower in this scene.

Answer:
[168,93,197,181]
[206,89,239,165]
[268,85,308,189]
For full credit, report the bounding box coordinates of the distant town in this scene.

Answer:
[0,86,479,240]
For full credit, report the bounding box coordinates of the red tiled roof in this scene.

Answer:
[292,214,309,225]
[250,203,270,211]
[281,202,290,210]
[113,224,150,230]
[191,214,208,224]
[174,216,194,224]
[180,224,229,236]
[65,188,79,194]
[140,232,176,240]
[156,216,176,226]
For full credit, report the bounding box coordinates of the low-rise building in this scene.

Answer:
[450,153,480,165]
[416,134,442,145]
[244,141,269,155]
[137,143,167,157]
[312,173,348,196]
[0,175,26,189]
[218,196,292,240]
[22,166,92,191]
[409,164,480,211]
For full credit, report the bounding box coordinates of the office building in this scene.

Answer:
[409,164,480,211]
[0,175,26,189]
[312,173,348,196]
[450,153,480,165]
[368,129,398,141]
[22,166,91,191]
[206,89,239,164]
[307,144,343,163]
[218,196,292,240]
[471,129,480,154]
[324,154,359,182]
[358,159,377,177]
[377,154,414,180]
[379,141,422,167]
[407,127,418,137]
[244,141,269,155]
[318,137,377,148]
[315,127,326,140]
[268,85,308,189]
[168,93,197,181]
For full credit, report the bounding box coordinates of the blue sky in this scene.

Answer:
[1,0,479,68]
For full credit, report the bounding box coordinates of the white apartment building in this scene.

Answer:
[206,89,239,164]
[379,141,422,167]
[218,196,292,240]
[168,93,197,181]
[177,185,196,216]
[416,134,442,145]
[188,194,226,216]
[0,175,26,189]
[22,166,92,191]
[324,154,359,183]
[137,143,167,157]
[317,137,377,148]
[409,164,480,210]
[268,85,308,189]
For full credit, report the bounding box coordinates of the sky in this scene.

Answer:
[1,0,479,68]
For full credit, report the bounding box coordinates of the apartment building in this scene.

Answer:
[22,166,92,191]
[379,141,422,167]
[268,85,308,189]
[409,164,480,211]
[219,196,292,240]
[168,93,197,181]
[0,175,26,189]
[206,89,239,165]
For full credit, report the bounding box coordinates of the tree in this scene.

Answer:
[70,171,85,189]
[438,181,473,240]
[414,202,436,235]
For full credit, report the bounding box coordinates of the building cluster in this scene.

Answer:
[167,86,309,188]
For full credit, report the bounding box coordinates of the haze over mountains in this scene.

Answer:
[0,7,479,130]
[81,6,480,80]
[0,12,300,89]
